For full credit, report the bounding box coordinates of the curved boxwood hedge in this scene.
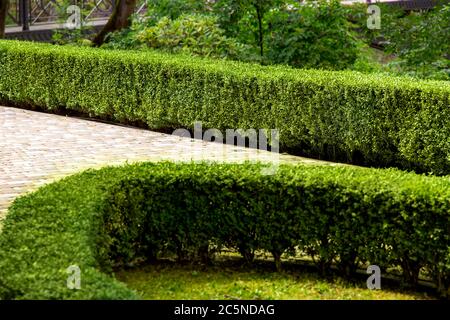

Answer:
[0,41,449,174]
[0,162,449,299]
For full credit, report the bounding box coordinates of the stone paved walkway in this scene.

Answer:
[0,106,331,223]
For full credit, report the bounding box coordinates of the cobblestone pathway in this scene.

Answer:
[0,106,331,222]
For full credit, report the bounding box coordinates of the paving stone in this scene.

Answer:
[0,106,335,224]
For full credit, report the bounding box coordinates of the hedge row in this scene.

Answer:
[0,162,449,299]
[0,41,449,174]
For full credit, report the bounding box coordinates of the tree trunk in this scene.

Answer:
[272,250,282,272]
[254,3,264,57]
[92,0,137,46]
[0,0,9,39]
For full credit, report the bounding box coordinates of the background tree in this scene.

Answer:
[93,0,137,46]
[383,3,450,80]
[0,0,9,38]
[146,0,208,21]
[265,0,359,70]
[213,0,282,58]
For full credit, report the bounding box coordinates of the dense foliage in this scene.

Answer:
[0,162,449,299]
[47,1,450,79]
[105,14,250,60]
[348,2,450,80]
[384,4,450,80]
[104,0,360,69]
[263,0,359,70]
[0,40,448,174]
[103,1,450,78]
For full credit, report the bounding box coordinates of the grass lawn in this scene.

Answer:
[115,259,433,300]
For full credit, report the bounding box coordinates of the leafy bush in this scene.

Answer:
[383,4,450,80]
[0,166,139,299]
[347,3,450,80]
[0,162,449,299]
[264,0,359,70]
[0,40,448,175]
[106,0,359,69]
[106,14,250,60]
[145,0,209,21]
[350,45,387,73]
[211,0,284,59]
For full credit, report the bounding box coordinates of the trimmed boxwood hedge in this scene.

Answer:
[0,162,449,299]
[0,41,448,174]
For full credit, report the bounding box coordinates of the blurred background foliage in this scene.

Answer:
[55,0,449,80]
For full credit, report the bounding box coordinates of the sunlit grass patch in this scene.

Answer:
[116,260,433,300]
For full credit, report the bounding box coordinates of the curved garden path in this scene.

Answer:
[0,106,333,224]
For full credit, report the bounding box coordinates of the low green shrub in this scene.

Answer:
[105,14,250,60]
[264,0,359,70]
[0,162,449,299]
[0,167,138,299]
[0,40,448,174]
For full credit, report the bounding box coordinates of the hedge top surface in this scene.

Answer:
[0,40,448,93]
[0,162,449,299]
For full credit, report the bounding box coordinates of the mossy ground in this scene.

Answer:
[116,258,434,300]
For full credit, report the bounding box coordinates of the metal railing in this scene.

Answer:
[6,0,445,32]
[7,0,122,30]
